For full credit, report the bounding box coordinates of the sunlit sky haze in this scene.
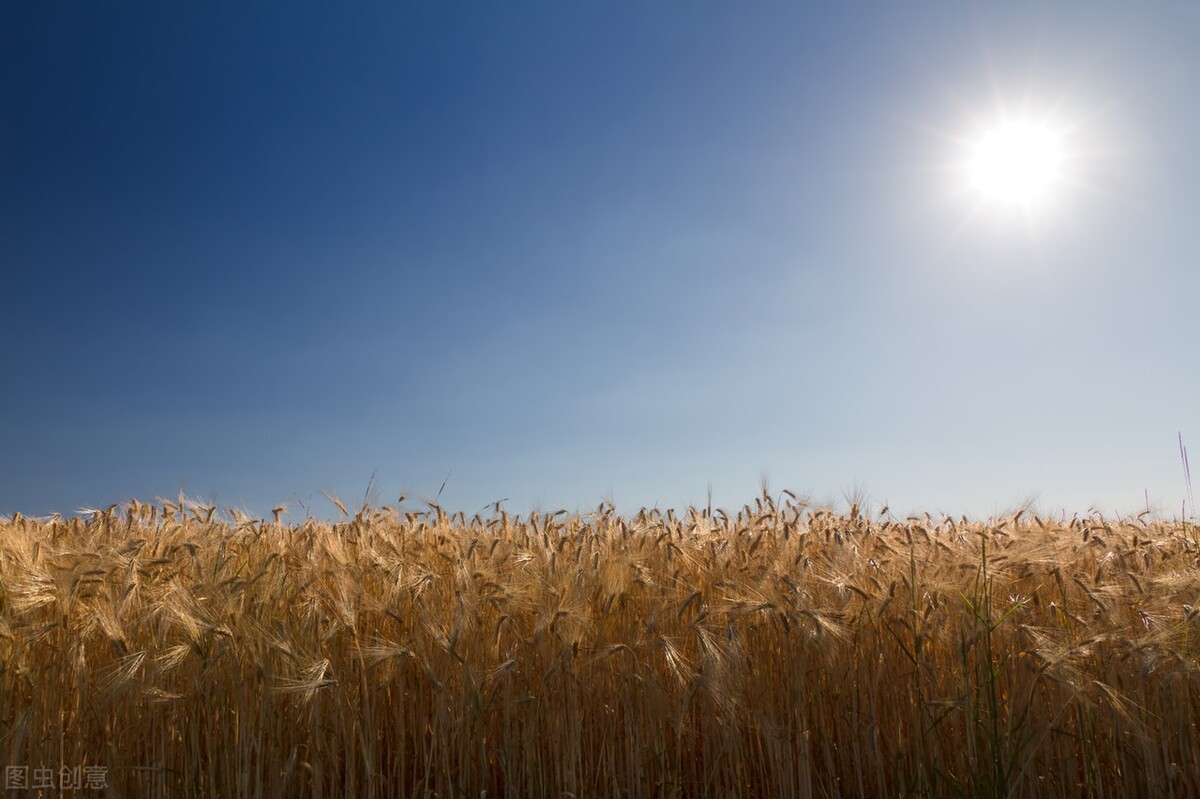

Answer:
[3,3,1198,520]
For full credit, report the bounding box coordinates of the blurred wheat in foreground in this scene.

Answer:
[2,495,1199,798]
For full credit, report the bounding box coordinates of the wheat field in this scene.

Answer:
[1,494,1198,798]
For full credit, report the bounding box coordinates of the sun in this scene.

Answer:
[965,119,1066,209]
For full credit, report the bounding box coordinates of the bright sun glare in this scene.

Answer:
[966,119,1066,209]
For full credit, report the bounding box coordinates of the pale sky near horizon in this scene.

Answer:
[3,2,1198,520]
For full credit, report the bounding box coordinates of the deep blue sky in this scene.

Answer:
[4,3,1198,519]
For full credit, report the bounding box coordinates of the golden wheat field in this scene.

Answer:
[1,494,1198,798]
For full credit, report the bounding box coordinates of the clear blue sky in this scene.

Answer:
[3,2,1198,519]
